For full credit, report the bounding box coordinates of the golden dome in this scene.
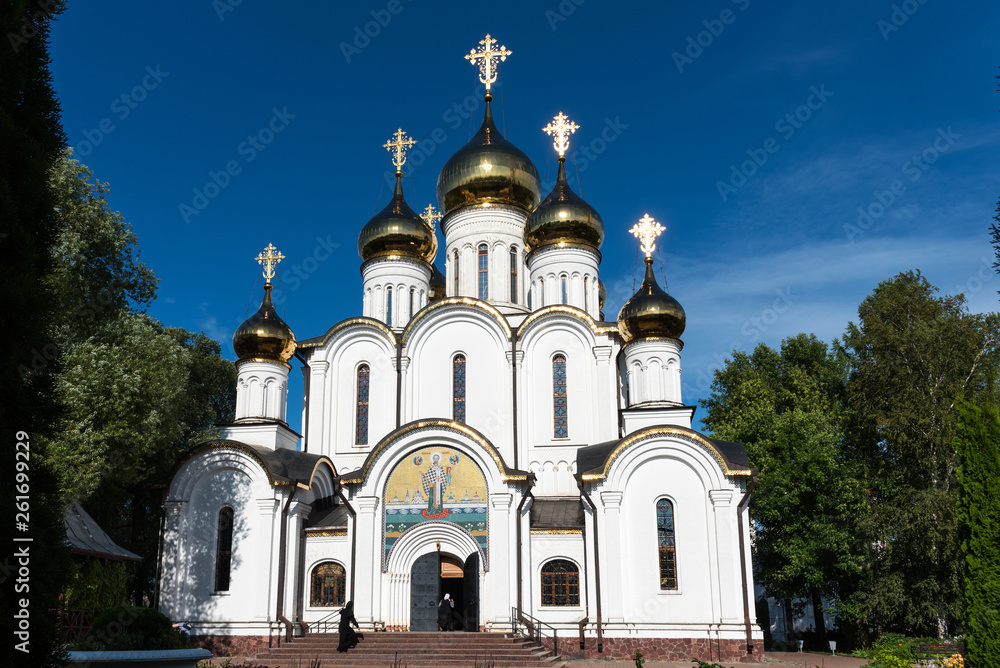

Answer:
[358,174,437,264]
[524,156,604,253]
[428,263,446,302]
[233,283,296,363]
[437,94,541,215]
[617,257,686,343]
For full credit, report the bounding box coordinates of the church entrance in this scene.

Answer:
[408,552,480,631]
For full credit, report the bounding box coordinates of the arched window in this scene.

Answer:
[584,276,589,312]
[478,244,489,300]
[310,562,346,607]
[541,559,579,606]
[509,246,518,303]
[657,499,677,590]
[453,250,459,295]
[560,275,568,305]
[409,287,415,319]
[553,354,568,438]
[355,364,370,445]
[453,354,466,423]
[386,286,393,326]
[215,507,234,591]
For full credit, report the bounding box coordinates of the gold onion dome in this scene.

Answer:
[524,156,604,252]
[358,173,437,264]
[618,257,686,343]
[436,94,541,215]
[233,244,296,363]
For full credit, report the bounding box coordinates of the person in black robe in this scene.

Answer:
[337,600,361,652]
[438,593,454,631]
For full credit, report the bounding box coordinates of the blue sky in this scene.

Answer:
[49,1,1000,433]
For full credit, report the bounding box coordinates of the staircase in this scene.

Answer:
[252,631,565,666]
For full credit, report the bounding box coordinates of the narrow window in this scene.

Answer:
[584,276,589,313]
[541,559,579,606]
[409,287,415,319]
[215,507,234,591]
[310,562,346,607]
[560,275,568,305]
[386,286,393,326]
[478,244,489,300]
[553,354,568,438]
[453,354,466,423]
[453,250,459,295]
[657,499,677,590]
[509,246,518,303]
[355,364,370,445]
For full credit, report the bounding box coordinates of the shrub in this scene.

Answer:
[69,605,194,651]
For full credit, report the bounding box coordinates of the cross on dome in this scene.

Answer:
[543,112,580,158]
[383,128,417,172]
[421,204,442,231]
[464,34,511,92]
[630,214,665,258]
[255,243,285,283]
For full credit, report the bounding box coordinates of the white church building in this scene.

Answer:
[157,36,762,662]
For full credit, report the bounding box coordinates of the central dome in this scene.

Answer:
[437,95,541,216]
[524,157,604,253]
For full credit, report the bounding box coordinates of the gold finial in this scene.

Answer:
[383,128,417,173]
[630,214,665,258]
[543,112,579,158]
[421,204,442,231]
[255,243,285,284]
[465,34,511,93]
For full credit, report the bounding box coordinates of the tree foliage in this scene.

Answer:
[954,401,1000,667]
[836,271,1000,636]
[702,334,867,643]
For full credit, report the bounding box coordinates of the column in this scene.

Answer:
[710,489,741,623]
[354,496,380,623]
[285,501,310,618]
[488,491,513,626]
[600,491,624,623]
[255,498,278,619]
[161,500,187,618]
[307,361,329,453]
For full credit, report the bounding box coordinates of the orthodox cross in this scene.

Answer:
[464,34,511,92]
[630,214,665,258]
[543,112,580,158]
[255,243,285,283]
[383,128,417,171]
[421,204,442,231]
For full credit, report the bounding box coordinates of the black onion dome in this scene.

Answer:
[524,157,604,253]
[617,257,686,343]
[428,263,446,302]
[437,96,541,215]
[358,175,436,264]
[233,284,296,363]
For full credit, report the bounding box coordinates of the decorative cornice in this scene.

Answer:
[518,304,618,338]
[530,529,582,535]
[579,427,753,481]
[338,419,528,485]
[297,317,397,350]
[401,297,512,344]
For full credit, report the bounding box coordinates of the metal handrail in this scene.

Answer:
[312,610,341,634]
[510,607,559,658]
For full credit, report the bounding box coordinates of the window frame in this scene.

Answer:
[355,363,370,445]
[453,353,466,423]
[309,561,347,608]
[509,245,518,303]
[552,353,568,439]
[386,285,393,326]
[214,506,234,592]
[540,558,581,607]
[477,244,489,301]
[656,497,679,591]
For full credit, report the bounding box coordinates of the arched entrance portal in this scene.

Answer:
[409,552,480,631]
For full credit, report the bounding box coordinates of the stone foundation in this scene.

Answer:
[544,636,765,662]
[194,634,272,657]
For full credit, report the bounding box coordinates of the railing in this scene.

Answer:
[510,607,559,658]
[61,609,94,640]
[312,610,341,634]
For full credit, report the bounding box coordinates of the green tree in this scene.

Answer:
[703,334,867,647]
[954,401,1000,667]
[1,1,73,664]
[836,271,1000,637]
